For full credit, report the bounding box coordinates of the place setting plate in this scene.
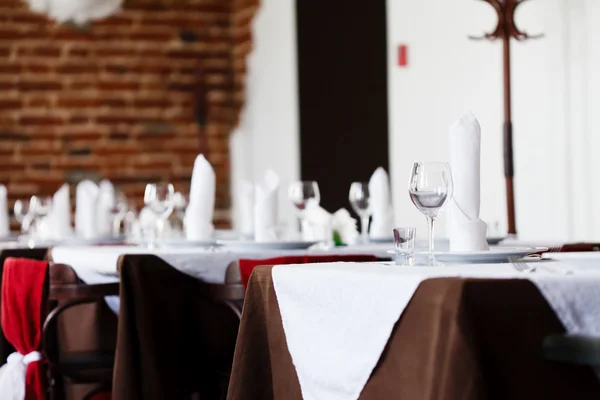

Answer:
[387,247,546,264]
[218,240,319,251]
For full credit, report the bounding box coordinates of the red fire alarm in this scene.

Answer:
[398,44,408,67]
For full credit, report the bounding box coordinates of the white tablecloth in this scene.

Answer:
[272,260,600,400]
[50,243,393,313]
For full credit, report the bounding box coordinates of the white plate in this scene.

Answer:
[158,239,219,248]
[387,247,545,264]
[219,241,319,251]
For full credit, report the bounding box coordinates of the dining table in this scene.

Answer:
[227,259,600,400]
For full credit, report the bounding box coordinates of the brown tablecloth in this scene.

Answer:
[0,247,49,363]
[227,266,600,400]
[113,254,241,400]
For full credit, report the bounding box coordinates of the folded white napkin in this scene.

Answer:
[368,167,394,239]
[75,180,99,239]
[96,180,114,237]
[254,170,279,242]
[49,184,73,239]
[0,185,9,237]
[238,181,255,237]
[184,155,215,241]
[302,204,332,242]
[332,208,359,245]
[448,113,489,251]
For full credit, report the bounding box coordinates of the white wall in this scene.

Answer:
[230,0,300,230]
[387,0,600,241]
[233,0,600,242]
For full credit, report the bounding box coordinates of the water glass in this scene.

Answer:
[393,227,416,266]
[348,182,372,244]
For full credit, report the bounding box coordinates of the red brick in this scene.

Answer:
[19,80,62,91]
[95,48,134,57]
[96,115,138,125]
[17,46,62,57]
[24,64,53,73]
[56,97,99,108]
[20,115,64,126]
[98,81,140,91]
[129,31,174,41]
[0,64,21,74]
[56,63,100,74]
[68,47,91,57]
[0,99,21,109]
[68,116,91,124]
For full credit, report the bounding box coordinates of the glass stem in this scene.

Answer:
[427,216,435,262]
[361,216,370,243]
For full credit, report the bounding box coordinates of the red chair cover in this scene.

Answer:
[1,257,48,400]
[89,392,112,400]
[239,254,378,288]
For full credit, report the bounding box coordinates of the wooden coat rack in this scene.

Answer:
[469,0,542,235]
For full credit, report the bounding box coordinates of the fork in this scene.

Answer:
[511,258,536,273]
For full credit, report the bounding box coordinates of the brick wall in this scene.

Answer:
[0,0,241,228]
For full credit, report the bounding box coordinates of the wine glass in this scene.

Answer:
[14,198,34,234]
[172,192,188,238]
[288,181,320,236]
[408,162,453,266]
[110,191,129,238]
[348,182,372,244]
[30,196,53,241]
[144,183,175,243]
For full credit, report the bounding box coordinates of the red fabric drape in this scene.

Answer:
[239,254,378,289]
[1,257,48,400]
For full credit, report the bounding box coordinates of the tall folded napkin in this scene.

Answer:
[448,113,489,251]
[368,167,394,239]
[254,170,279,242]
[76,180,99,239]
[0,258,48,400]
[50,183,73,239]
[0,185,9,237]
[184,154,215,241]
[238,181,255,237]
[96,180,114,237]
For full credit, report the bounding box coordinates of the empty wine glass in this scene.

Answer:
[171,192,188,238]
[30,196,53,241]
[349,182,372,244]
[144,183,175,242]
[408,162,453,266]
[288,181,320,236]
[110,191,129,237]
[14,198,34,234]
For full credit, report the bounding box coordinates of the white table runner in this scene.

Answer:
[272,261,600,400]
